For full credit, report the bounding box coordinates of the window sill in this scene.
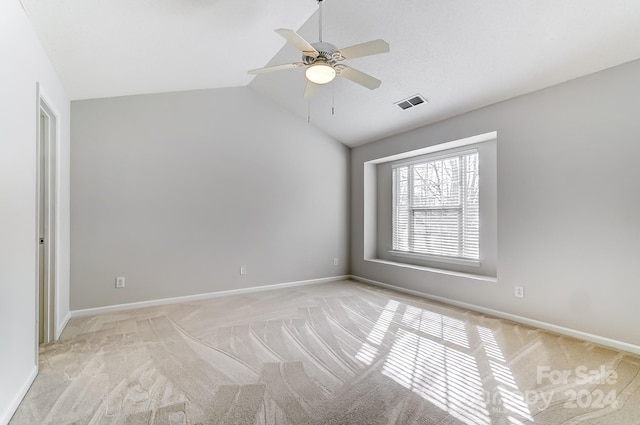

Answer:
[389,250,480,267]
[365,258,497,283]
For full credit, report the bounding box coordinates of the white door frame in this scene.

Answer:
[35,83,58,350]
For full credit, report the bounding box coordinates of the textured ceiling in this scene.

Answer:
[22,0,640,146]
[20,0,317,99]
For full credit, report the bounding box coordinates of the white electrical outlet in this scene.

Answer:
[514,286,524,298]
[240,266,247,275]
[116,276,126,288]
[333,258,339,266]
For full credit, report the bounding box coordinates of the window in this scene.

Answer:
[392,149,479,262]
[363,131,495,277]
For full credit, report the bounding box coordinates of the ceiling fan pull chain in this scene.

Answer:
[308,98,311,123]
[332,81,335,115]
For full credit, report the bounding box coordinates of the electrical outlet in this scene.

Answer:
[116,276,126,288]
[240,266,247,275]
[514,286,524,298]
[333,258,339,266]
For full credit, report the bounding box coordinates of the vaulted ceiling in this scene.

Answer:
[21,0,640,146]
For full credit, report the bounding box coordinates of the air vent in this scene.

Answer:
[395,94,427,110]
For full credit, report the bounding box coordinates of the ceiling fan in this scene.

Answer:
[248,0,390,99]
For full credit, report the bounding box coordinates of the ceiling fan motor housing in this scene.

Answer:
[303,41,339,66]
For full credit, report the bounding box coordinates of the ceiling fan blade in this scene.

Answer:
[335,39,389,60]
[304,81,319,99]
[275,28,319,58]
[248,62,304,74]
[340,67,382,90]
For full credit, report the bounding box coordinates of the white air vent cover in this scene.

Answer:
[395,94,427,110]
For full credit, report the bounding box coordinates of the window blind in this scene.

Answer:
[392,150,479,260]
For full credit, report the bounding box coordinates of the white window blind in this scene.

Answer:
[392,149,479,261]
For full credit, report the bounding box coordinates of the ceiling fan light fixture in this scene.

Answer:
[305,63,336,85]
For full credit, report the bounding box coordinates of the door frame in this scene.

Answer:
[35,83,58,351]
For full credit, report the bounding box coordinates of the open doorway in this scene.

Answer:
[36,87,57,345]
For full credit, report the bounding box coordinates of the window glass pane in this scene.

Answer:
[412,209,461,257]
[393,166,410,251]
[424,157,460,208]
[412,163,428,207]
[463,153,479,259]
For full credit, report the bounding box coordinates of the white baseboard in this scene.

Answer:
[351,275,640,356]
[0,365,37,425]
[56,311,71,340]
[71,275,350,318]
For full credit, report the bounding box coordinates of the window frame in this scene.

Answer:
[390,146,481,267]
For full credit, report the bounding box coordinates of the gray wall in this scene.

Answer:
[71,87,349,310]
[351,59,640,347]
[0,1,71,423]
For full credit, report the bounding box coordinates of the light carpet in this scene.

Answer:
[10,279,640,424]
